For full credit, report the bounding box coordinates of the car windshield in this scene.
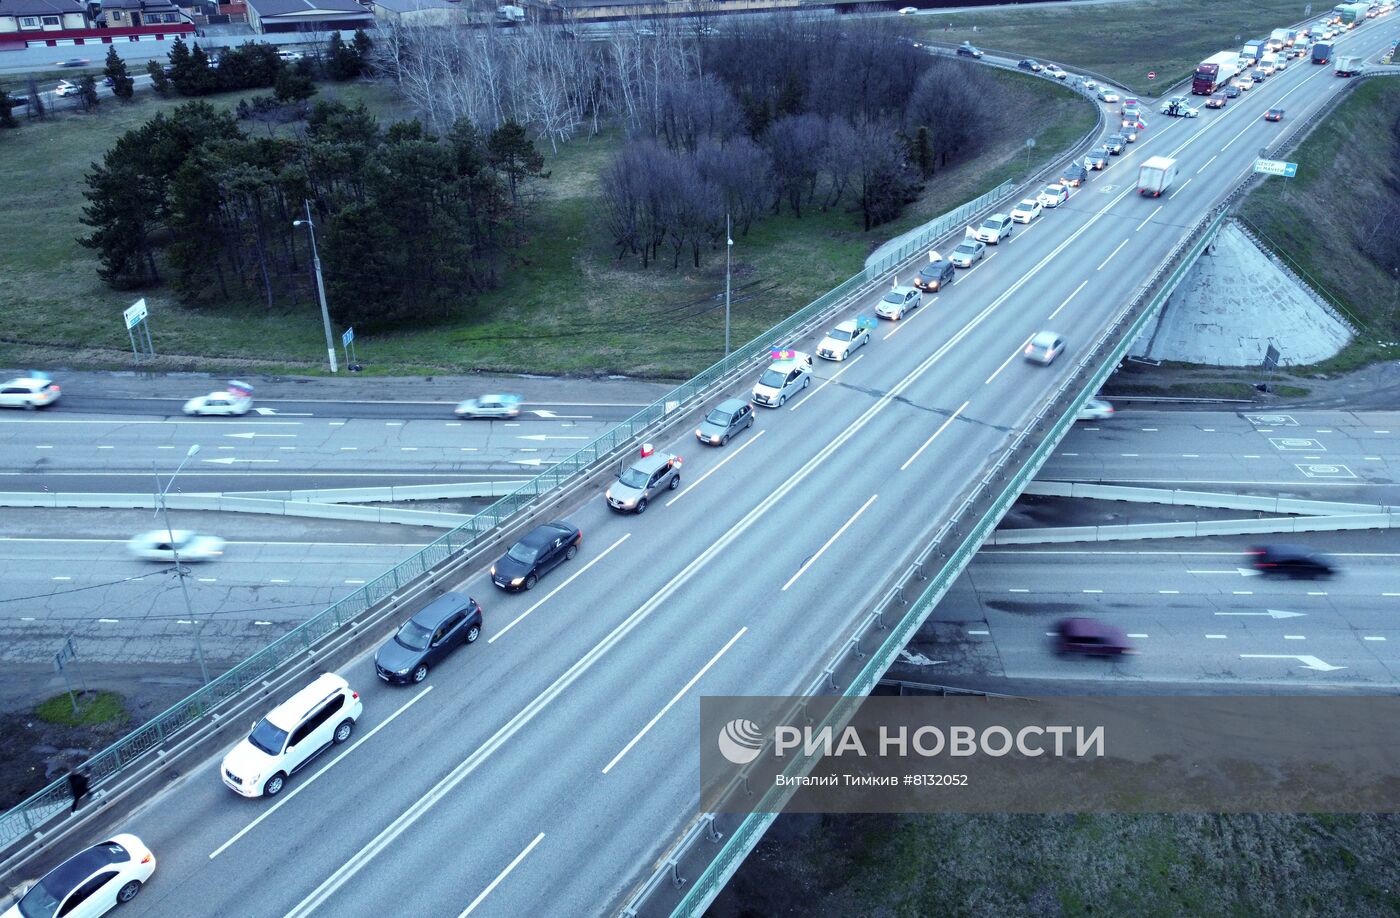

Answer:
[1044,186,1061,195]
[759,368,787,387]
[395,619,433,652]
[17,876,63,918]
[826,328,854,342]
[248,717,288,756]
[955,243,976,254]
[1016,201,1036,210]
[980,220,1001,229]
[881,291,904,304]
[618,466,650,488]
[507,542,540,564]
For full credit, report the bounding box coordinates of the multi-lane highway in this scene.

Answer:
[6,18,1399,918]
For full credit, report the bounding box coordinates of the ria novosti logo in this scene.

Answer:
[717,719,765,765]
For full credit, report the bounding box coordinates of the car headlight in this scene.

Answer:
[511,577,524,586]
[490,565,496,576]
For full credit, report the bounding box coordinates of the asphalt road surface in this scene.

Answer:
[12,20,1400,918]
[1044,408,1400,500]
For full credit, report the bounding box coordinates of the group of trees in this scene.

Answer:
[80,101,546,328]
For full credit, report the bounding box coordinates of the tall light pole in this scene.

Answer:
[293,199,338,374]
[724,213,733,358]
[153,444,209,685]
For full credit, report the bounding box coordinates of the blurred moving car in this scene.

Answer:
[4,834,155,917]
[491,521,581,591]
[0,375,61,409]
[54,80,80,97]
[59,57,90,67]
[454,393,522,418]
[956,42,984,58]
[184,381,254,416]
[127,530,226,562]
[1096,87,1121,103]
[1055,618,1136,656]
[1023,331,1065,365]
[1246,545,1336,578]
[898,5,917,12]
[1264,108,1285,121]
[1018,59,1043,71]
[1076,397,1114,420]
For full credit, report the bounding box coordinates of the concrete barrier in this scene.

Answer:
[225,482,530,503]
[990,513,1398,544]
[0,492,475,528]
[1024,481,1387,515]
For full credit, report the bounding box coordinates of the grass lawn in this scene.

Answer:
[915,0,1318,97]
[0,71,1094,379]
[35,690,128,728]
[1237,77,1400,376]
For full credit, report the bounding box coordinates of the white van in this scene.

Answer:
[1259,52,1278,75]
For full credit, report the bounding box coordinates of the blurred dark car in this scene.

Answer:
[1247,545,1336,579]
[1054,618,1136,656]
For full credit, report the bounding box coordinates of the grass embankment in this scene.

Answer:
[35,690,128,728]
[718,812,1400,916]
[918,0,1316,97]
[1237,76,1400,377]
[0,74,1093,378]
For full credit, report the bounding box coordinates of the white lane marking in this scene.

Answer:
[489,534,632,644]
[1134,205,1163,231]
[98,618,119,623]
[900,401,969,470]
[1047,279,1088,321]
[52,576,70,581]
[1196,154,1218,174]
[1159,590,1179,594]
[968,630,990,635]
[210,685,433,860]
[782,494,878,591]
[1364,636,1386,641]
[1127,633,1149,639]
[1082,589,1103,593]
[1205,634,1227,639]
[1182,453,1199,458]
[1009,588,1029,593]
[792,354,865,410]
[1307,591,1327,596]
[1233,591,1254,595]
[1096,239,1129,270]
[1168,177,1193,199]
[602,627,747,774]
[1219,118,1255,151]
[35,445,52,450]
[456,833,546,918]
[1284,635,1306,641]
[667,430,767,506]
[882,306,927,340]
[985,335,1033,386]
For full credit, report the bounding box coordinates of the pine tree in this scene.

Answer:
[104,46,134,101]
[486,120,545,207]
[78,74,100,111]
[147,59,172,97]
[0,84,15,128]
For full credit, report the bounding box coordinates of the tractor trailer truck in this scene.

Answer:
[1192,52,1239,93]
[1137,156,1178,197]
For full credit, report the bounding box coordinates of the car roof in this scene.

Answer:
[985,212,1010,221]
[41,840,129,895]
[478,393,521,402]
[410,591,476,628]
[1030,331,1061,345]
[919,258,950,271]
[266,673,350,728]
[830,320,859,333]
[518,521,575,548]
[1015,198,1038,207]
[1059,617,1124,638]
[888,285,915,294]
[714,396,750,411]
[626,452,676,475]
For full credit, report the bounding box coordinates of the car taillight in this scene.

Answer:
[352,691,359,700]
[1024,345,1034,354]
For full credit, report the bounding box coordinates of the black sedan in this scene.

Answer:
[1221,84,1242,98]
[956,43,983,58]
[1018,59,1042,71]
[491,520,582,591]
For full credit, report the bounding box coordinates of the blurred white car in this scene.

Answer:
[54,79,80,97]
[127,530,226,562]
[1044,65,1067,79]
[1076,398,1115,420]
[4,833,155,917]
[1024,331,1065,365]
[1037,183,1070,208]
[1097,87,1121,103]
[183,392,252,416]
[898,5,917,12]
[454,394,522,418]
[0,376,61,409]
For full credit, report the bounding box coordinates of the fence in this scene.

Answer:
[863,180,1014,278]
[618,204,1232,918]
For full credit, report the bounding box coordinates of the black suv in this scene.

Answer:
[491,520,582,591]
[913,258,955,293]
[375,592,483,683]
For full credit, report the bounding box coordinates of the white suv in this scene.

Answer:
[221,673,361,798]
[974,213,1014,244]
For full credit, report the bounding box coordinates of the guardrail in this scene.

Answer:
[619,203,1232,918]
[863,180,1014,277]
[0,179,1036,854]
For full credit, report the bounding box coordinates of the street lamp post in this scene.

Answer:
[153,444,210,685]
[725,213,733,358]
[293,199,339,374]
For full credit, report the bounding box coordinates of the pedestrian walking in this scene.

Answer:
[67,767,92,814]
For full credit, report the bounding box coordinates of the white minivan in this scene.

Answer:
[221,673,361,798]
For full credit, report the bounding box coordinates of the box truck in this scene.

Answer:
[1137,156,1178,197]
[1334,55,1364,75]
[1193,52,1239,93]
[1312,40,1334,63]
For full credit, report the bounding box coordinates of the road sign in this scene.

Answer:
[1148,70,1156,80]
[1305,3,1312,14]
[342,326,354,346]
[123,298,148,330]
[1253,158,1298,177]
[1262,343,1280,370]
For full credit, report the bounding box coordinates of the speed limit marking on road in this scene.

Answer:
[1296,464,1355,479]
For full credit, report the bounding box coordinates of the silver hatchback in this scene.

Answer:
[606,449,682,513]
